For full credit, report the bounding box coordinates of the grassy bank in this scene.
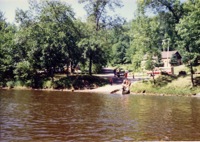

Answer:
[131,74,200,96]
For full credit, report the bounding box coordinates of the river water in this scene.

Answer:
[1,90,200,141]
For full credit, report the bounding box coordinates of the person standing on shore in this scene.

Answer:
[124,70,128,78]
[109,77,113,86]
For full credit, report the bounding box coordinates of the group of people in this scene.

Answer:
[110,68,131,94]
[113,68,129,78]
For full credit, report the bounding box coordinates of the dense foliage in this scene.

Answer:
[0,0,199,88]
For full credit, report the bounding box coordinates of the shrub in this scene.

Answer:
[14,80,23,87]
[178,71,187,76]
[6,81,14,88]
[53,80,64,89]
[14,61,33,82]
[43,80,53,89]
[72,79,85,89]
[53,78,71,89]
[92,64,102,74]
[154,75,176,87]
[25,80,32,87]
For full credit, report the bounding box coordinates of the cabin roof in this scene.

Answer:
[161,51,181,59]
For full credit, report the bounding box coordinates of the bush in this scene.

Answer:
[154,75,176,87]
[43,80,53,89]
[178,71,187,76]
[92,64,102,74]
[72,79,85,89]
[14,61,33,82]
[53,80,64,89]
[24,80,32,87]
[53,78,71,89]
[14,80,23,87]
[6,81,14,88]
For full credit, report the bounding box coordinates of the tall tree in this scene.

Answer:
[137,0,184,23]
[78,22,109,74]
[79,0,122,31]
[37,0,79,77]
[78,0,123,75]
[0,11,16,84]
[176,0,200,87]
[137,0,185,50]
[15,0,81,85]
[129,14,162,72]
[110,23,130,65]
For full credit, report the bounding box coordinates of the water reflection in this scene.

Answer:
[1,90,200,141]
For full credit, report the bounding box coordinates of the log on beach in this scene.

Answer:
[110,89,120,94]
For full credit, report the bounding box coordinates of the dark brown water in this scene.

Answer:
[1,90,200,141]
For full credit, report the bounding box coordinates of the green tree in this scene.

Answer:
[129,14,162,72]
[78,0,122,31]
[14,0,82,86]
[18,2,78,67]
[14,61,33,86]
[137,0,185,51]
[110,23,130,65]
[0,12,16,85]
[145,58,156,84]
[78,25,109,74]
[37,0,80,77]
[78,0,122,75]
[137,0,184,23]
[176,0,200,87]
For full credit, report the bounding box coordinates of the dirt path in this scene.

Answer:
[88,67,136,94]
[74,67,148,94]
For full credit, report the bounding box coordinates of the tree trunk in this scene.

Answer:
[89,55,92,75]
[66,63,69,77]
[190,62,195,87]
[70,61,73,74]
[50,67,54,82]
[152,70,156,85]
[186,45,195,87]
[33,72,39,88]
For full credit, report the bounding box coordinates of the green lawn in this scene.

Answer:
[131,65,200,96]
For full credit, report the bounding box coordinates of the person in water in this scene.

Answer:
[122,79,131,94]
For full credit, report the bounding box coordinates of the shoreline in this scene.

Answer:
[1,86,199,97]
[0,85,114,92]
